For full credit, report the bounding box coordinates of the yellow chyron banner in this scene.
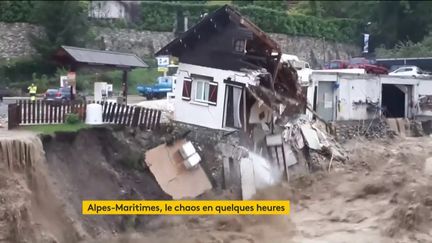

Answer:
[82,200,290,215]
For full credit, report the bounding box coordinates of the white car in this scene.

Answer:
[280,54,312,85]
[389,66,429,77]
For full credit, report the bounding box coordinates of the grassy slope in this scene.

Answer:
[22,123,90,135]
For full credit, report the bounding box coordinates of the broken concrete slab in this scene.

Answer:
[300,125,322,150]
[396,118,407,137]
[283,143,298,167]
[144,139,212,199]
[387,119,399,135]
[266,134,283,146]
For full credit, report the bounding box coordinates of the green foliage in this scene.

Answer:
[31,73,50,93]
[0,1,34,22]
[0,58,56,86]
[23,123,89,135]
[376,34,432,58]
[291,1,432,49]
[29,1,92,58]
[65,113,81,125]
[139,2,361,43]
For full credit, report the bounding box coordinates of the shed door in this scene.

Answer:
[316,82,335,121]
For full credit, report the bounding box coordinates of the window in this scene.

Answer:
[233,39,246,53]
[185,75,218,105]
[195,80,210,102]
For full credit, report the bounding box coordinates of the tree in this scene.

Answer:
[29,1,91,59]
[290,1,432,49]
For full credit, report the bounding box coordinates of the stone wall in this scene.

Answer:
[270,34,360,68]
[0,22,360,68]
[0,22,42,60]
[331,119,395,142]
[87,27,175,60]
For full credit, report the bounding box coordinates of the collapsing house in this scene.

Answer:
[154,5,345,199]
[156,4,305,131]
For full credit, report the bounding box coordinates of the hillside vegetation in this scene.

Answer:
[2,0,432,91]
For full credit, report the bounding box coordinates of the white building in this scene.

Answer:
[309,71,432,121]
[88,1,128,19]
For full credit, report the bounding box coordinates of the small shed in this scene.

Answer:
[53,45,148,103]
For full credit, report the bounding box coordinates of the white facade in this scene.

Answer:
[310,73,432,121]
[174,63,256,130]
[89,1,126,19]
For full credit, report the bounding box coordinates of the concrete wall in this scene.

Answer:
[311,73,429,121]
[270,34,359,68]
[174,63,252,130]
[337,75,381,120]
[0,22,360,66]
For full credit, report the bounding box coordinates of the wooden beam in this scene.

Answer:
[122,70,128,104]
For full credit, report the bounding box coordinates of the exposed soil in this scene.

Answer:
[1,128,432,243]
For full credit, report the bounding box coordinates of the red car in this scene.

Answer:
[347,58,388,74]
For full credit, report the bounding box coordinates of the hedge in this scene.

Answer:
[140,2,362,43]
[0,1,34,23]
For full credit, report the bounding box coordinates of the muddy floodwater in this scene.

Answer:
[1,128,432,243]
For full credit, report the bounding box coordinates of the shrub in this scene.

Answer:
[139,2,362,43]
[0,58,56,89]
[65,113,80,125]
[0,1,34,23]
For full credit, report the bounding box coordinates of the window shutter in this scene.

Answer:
[208,82,218,105]
[182,77,192,100]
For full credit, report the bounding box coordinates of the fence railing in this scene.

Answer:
[8,100,162,130]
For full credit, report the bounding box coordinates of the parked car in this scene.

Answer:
[325,60,349,69]
[347,57,389,74]
[43,87,71,102]
[388,66,430,77]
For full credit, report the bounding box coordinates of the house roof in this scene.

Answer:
[155,4,280,57]
[56,46,148,68]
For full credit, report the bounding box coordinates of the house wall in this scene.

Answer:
[414,79,432,117]
[174,63,253,130]
[311,73,426,121]
[337,75,380,120]
[89,1,126,19]
[418,80,432,96]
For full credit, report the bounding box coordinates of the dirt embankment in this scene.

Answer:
[0,127,172,243]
